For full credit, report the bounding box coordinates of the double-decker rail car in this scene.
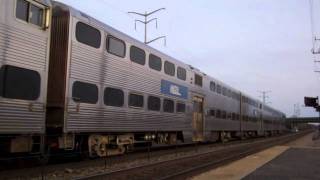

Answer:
[0,0,51,154]
[0,0,287,158]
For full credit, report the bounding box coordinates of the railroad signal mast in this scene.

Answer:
[128,8,167,45]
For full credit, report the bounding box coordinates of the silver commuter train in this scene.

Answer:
[0,0,286,157]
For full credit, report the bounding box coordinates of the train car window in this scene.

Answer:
[227,112,232,119]
[163,99,174,113]
[0,65,40,101]
[177,67,186,81]
[149,54,162,71]
[209,109,215,116]
[30,4,43,26]
[129,93,144,108]
[72,81,98,104]
[194,74,202,87]
[222,87,226,96]
[16,0,29,22]
[210,81,215,92]
[232,113,236,120]
[164,61,175,76]
[216,109,221,118]
[176,102,186,113]
[104,87,124,107]
[130,46,146,65]
[232,92,237,100]
[106,36,126,58]
[222,111,227,119]
[148,96,161,111]
[227,89,232,98]
[16,0,45,27]
[216,84,221,94]
[76,22,101,48]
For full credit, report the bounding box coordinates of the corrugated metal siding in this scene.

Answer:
[0,23,47,69]
[65,40,191,133]
[0,22,48,134]
[0,100,45,133]
[66,105,189,132]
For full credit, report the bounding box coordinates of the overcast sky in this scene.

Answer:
[57,0,320,117]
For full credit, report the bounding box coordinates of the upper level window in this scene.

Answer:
[0,65,41,101]
[176,102,186,113]
[149,54,162,71]
[130,46,145,65]
[16,0,45,27]
[222,87,227,96]
[216,84,221,94]
[194,74,202,87]
[30,4,43,26]
[210,81,215,92]
[106,36,126,58]
[163,99,174,113]
[129,93,144,108]
[104,87,124,107]
[164,61,175,76]
[227,89,232,98]
[72,81,98,104]
[148,96,161,111]
[177,67,186,81]
[76,22,101,48]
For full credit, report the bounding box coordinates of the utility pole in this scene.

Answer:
[293,103,301,117]
[128,8,166,45]
[310,0,320,54]
[258,90,271,104]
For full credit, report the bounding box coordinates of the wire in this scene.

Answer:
[100,0,135,19]
[309,0,315,47]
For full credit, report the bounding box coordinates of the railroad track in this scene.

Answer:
[0,135,269,179]
[73,131,310,180]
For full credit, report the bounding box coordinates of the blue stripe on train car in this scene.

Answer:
[161,79,188,99]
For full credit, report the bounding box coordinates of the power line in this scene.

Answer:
[258,90,271,104]
[310,0,320,54]
[128,8,166,45]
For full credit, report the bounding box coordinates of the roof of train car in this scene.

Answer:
[52,1,285,116]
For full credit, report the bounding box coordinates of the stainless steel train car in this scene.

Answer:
[0,0,287,157]
[0,0,51,154]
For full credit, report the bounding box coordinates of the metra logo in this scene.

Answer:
[161,80,188,99]
[170,85,182,96]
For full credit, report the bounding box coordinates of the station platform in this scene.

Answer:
[192,132,320,180]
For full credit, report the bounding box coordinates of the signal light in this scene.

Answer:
[304,96,318,107]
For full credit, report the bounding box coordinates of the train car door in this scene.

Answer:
[192,96,204,141]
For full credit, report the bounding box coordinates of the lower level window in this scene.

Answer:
[148,96,161,111]
[129,93,144,108]
[104,87,124,107]
[216,110,221,118]
[222,111,227,119]
[163,99,174,113]
[209,109,215,116]
[72,81,98,104]
[0,65,40,100]
[176,102,186,113]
